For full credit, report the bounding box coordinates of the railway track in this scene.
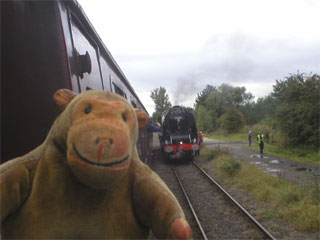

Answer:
[150,149,276,239]
[173,161,276,239]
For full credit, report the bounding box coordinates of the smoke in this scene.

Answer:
[171,33,320,107]
[172,73,202,106]
[171,33,257,106]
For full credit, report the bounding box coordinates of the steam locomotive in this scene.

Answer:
[159,106,200,159]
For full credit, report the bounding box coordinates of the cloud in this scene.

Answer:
[121,33,320,113]
[77,0,320,114]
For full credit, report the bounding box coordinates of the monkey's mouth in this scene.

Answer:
[73,144,129,167]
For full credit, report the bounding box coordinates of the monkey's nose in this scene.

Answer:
[95,137,113,145]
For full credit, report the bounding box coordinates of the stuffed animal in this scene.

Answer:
[0,89,192,239]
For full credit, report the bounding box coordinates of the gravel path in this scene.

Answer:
[204,138,320,186]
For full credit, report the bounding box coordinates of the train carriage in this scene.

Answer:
[1,0,152,163]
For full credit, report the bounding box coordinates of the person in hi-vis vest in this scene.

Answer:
[257,132,264,157]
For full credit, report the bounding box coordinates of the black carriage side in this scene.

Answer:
[1,0,152,163]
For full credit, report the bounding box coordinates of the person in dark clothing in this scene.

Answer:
[147,121,161,132]
[265,131,270,143]
[248,131,252,146]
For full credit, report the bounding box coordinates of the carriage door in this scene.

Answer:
[70,15,104,91]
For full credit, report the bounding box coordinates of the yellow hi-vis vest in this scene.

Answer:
[257,134,264,143]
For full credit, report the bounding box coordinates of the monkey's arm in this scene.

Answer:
[1,154,39,223]
[132,163,192,239]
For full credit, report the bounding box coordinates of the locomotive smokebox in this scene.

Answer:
[159,106,200,159]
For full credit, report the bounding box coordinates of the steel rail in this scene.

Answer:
[192,160,277,240]
[171,165,208,240]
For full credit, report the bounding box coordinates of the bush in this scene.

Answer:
[212,145,228,158]
[218,107,245,133]
[273,72,320,148]
[200,145,229,161]
[200,144,215,161]
[219,158,242,176]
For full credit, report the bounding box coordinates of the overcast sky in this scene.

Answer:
[77,0,320,114]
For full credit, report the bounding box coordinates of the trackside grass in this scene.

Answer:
[200,145,320,233]
[207,132,247,142]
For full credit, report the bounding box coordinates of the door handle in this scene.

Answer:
[75,50,91,78]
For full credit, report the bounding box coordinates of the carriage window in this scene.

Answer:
[112,83,127,99]
[131,101,137,108]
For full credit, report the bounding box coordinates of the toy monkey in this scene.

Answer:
[1,89,192,239]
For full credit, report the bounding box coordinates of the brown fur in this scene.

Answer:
[0,89,192,239]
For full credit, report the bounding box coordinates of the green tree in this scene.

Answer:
[150,87,172,121]
[194,83,253,132]
[184,106,194,114]
[218,84,254,107]
[244,95,279,125]
[272,72,320,147]
[194,84,216,108]
[218,107,245,133]
[205,90,224,117]
[196,105,215,132]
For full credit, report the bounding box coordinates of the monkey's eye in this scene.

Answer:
[85,106,92,114]
[122,113,127,122]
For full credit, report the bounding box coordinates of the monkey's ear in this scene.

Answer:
[53,89,77,111]
[135,109,150,130]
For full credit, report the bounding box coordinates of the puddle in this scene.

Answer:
[266,168,281,173]
[296,167,312,172]
[254,161,268,167]
[270,160,279,164]
[264,168,281,177]
[250,154,269,159]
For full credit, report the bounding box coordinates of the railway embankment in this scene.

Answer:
[149,133,319,239]
[197,140,319,239]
